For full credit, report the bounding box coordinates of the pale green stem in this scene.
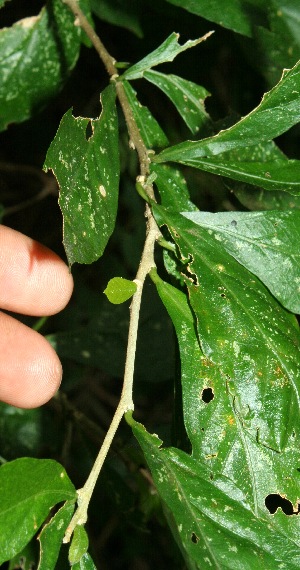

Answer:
[63,216,160,542]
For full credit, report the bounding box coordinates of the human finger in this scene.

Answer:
[0,310,62,408]
[0,225,73,316]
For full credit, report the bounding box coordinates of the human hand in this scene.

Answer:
[0,225,73,408]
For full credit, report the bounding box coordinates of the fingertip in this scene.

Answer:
[0,313,63,408]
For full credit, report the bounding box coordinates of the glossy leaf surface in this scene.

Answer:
[0,458,76,563]
[122,32,213,80]
[38,501,75,570]
[122,81,168,148]
[44,85,120,266]
[156,59,300,162]
[144,70,210,134]
[153,205,300,453]
[0,0,87,131]
[129,413,300,570]
[182,210,300,312]
[159,157,300,193]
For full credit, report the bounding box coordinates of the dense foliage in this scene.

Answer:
[0,0,300,568]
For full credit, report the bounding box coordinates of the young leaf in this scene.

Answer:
[156,59,300,161]
[128,414,300,569]
[122,32,213,80]
[181,210,300,313]
[0,458,76,564]
[144,70,211,134]
[69,525,89,565]
[104,277,137,304]
[122,81,168,148]
[0,0,89,131]
[38,500,75,570]
[44,84,120,266]
[153,205,300,453]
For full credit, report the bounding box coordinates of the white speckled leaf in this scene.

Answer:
[44,84,120,266]
[182,210,300,313]
[153,204,300,453]
[122,81,168,148]
[0,0,89,131]
[128,412,300,570]
[122,32,212,80]
[144,70,210,134]
[155,59,300,192]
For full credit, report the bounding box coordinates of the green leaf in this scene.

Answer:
[151,163,197,212]
[153,205,300,453]
[181,210,300,313]
[122,81,168,148]
[156,59,300,161]
[72,552,97,570]
[164,0,263,37]
[0,0,88,131]
[144,70,211,134]
[149,278,299,569]
[128,414,300,569]
[122,32,213,80]
[69,525,89,565]
[0,458,76,564]
[104,276,137,304]
[44,84,120,266]
[159,156,300,193]
[90,0,143,37]
[38,501,75,570]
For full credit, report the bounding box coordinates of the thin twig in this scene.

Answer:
[64,218,159,542]
[61,0,161,542]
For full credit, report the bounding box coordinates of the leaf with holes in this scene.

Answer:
[153,271,300,517]
[127,412,300,570]
[44,84,120,266]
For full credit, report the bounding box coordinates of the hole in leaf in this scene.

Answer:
[201,387,214,403]
[265,493,299,515]
[85,120,93,140]
[191,532,199,543]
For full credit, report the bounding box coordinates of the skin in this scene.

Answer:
[0,225,74,408]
